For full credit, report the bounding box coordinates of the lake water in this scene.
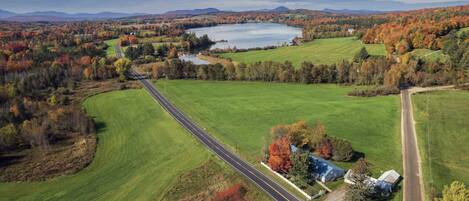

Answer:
[179,54,210,65]
[187,23,302,50]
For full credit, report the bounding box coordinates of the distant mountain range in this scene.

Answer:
[162,6,291,16]
[0,6,387,22]
[0,9,146,22]
[322,8,384,15]
[163,8,222,15]
[0,7,294,22]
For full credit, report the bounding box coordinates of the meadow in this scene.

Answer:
[104,39,118,58]
[409,49,448,63]
[154,80,402,176]
[220,37,386,68]
[0,89,268,201]
[413,90,469,197]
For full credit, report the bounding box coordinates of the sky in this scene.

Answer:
[0,0,468,13]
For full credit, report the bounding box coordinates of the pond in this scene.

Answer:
[187,22,302,50]
[179,54,210,65]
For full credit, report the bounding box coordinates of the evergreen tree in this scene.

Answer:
[354,47,369,63]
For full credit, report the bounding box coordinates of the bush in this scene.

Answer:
[212,184,247,201]
[0,124,19,151]
[330,137,354,162]
[348,86,400,97]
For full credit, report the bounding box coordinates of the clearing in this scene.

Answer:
[0,89,268,201]
[409,49,448,63]
[412,90,469,198]
[220,37,386,68]
[104,39,118,58]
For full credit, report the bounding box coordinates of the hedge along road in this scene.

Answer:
[116,43,303,200]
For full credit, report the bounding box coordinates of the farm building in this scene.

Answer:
[344,169,401,195]
[290,145,345,183]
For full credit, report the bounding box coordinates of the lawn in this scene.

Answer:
[413,90,469,197]
[220,37,386,68]
[104,39,118,57]
[154,80,402,176]
[0,89,268,201]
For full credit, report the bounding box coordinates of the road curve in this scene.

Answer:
[401,89,424,201]
[135,77,302,201]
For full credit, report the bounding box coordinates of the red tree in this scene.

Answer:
[317,139,332,160]
[268,137,292,173]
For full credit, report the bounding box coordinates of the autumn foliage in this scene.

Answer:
[119,35,138,46]
[362,5,469,54]
[317,139,333,160]
[212,184,247,201]
[268,137,292,173]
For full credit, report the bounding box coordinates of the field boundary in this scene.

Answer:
[260,162,312,200]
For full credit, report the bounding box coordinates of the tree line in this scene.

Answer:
[151,47,466,94]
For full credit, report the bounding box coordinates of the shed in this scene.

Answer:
[377,170,400,186]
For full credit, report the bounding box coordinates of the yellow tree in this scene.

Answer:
[435,181,469,201]
[114,58,131,81]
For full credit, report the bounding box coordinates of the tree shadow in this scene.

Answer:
[0,155,25,167]
[349,151,366,163]
[94,121,107,132]
[94,121,107,144]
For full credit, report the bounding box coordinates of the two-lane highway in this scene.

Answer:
[135,76,302,201]
[117,43,301,201]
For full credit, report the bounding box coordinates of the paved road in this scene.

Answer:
[115,44,123,58]
[401,89,423,201]
[132,75,302,201]
[118,44,301,201]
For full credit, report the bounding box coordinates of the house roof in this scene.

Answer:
[290,145,345,180]
[378,170,401,184]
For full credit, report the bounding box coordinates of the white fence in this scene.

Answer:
[260,162,312,200]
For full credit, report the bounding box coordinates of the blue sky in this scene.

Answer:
[1,0,468,13]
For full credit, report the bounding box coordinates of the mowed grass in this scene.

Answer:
[0,90,212,201]
[413,90,469,196]
[220,37,386,68]
[104,39,118,57]
[155,80,402,175]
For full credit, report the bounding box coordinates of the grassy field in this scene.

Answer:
[154,80,402,176]
[104,39,118,58]
[220,37,386,68]
[413,90,469,197]
[138,36,182,44]
[410,49,448,63]
[0,89,268,201]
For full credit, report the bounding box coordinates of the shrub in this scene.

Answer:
[212,184,247,201]
[0,124,19,151]
[348,86,400,97]
[330,137,354,162]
